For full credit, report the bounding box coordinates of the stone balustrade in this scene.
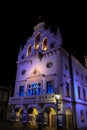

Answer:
[9,94,56,105]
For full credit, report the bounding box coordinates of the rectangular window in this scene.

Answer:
[19,86,24,96]
[2,91,8,101]
[80,110,84,122]
[83,89,86,100]
[78,86,81,99]
[85,76,87,84]
[27,83,41,96]
[46,80,54,94]
[66,82,70,97]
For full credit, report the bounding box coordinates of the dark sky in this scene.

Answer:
[0,1,86,87]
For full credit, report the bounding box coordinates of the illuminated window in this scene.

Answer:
[78,86,81,99]
[34,33,40,50]
[19,86,24,96]
[27,83,41,96]
[46,80,54,94]
[66,82,70,97]
[80,110,84,122]
[26,45,32,56]
[42,37,48,51]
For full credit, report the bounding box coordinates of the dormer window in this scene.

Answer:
[34,33,40,50]
[42,37,48,51]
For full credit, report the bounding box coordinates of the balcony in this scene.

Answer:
[8,94,56,105]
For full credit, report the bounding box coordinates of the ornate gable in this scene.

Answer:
[17,22,62,61]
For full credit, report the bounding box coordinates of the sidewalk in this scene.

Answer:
[0,120,56,130]
[1,120,87,130]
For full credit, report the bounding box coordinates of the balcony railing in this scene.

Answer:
[9,94,56,105]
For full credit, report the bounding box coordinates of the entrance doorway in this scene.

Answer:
[66,108,73,130]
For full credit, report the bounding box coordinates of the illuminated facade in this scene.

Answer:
[9,22,87,130]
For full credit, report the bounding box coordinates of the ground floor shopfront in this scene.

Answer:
[9,103,73,130]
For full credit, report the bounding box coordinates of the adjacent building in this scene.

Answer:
[0,84,12,120]
[9,22,87,130]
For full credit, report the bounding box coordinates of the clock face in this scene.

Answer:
[46,62,53,68]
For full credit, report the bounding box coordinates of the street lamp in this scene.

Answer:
[55,94,60,130]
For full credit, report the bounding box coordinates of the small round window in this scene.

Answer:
[46,62,53,68]
[21,70,26,75]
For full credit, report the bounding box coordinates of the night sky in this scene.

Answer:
[0,1,86,88]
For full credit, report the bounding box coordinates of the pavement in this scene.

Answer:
[0,120,56,130]
[0,120,87,130]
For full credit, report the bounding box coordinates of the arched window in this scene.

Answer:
[26,45,32,56]
[34,33,40,50]
[42,37,48,51]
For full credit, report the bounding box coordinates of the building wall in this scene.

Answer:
[71,55,87,128]
[0,85,12,120]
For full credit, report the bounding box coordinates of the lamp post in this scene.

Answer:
[55,94,60,130]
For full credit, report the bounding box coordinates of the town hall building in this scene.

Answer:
[9,22,87,130]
